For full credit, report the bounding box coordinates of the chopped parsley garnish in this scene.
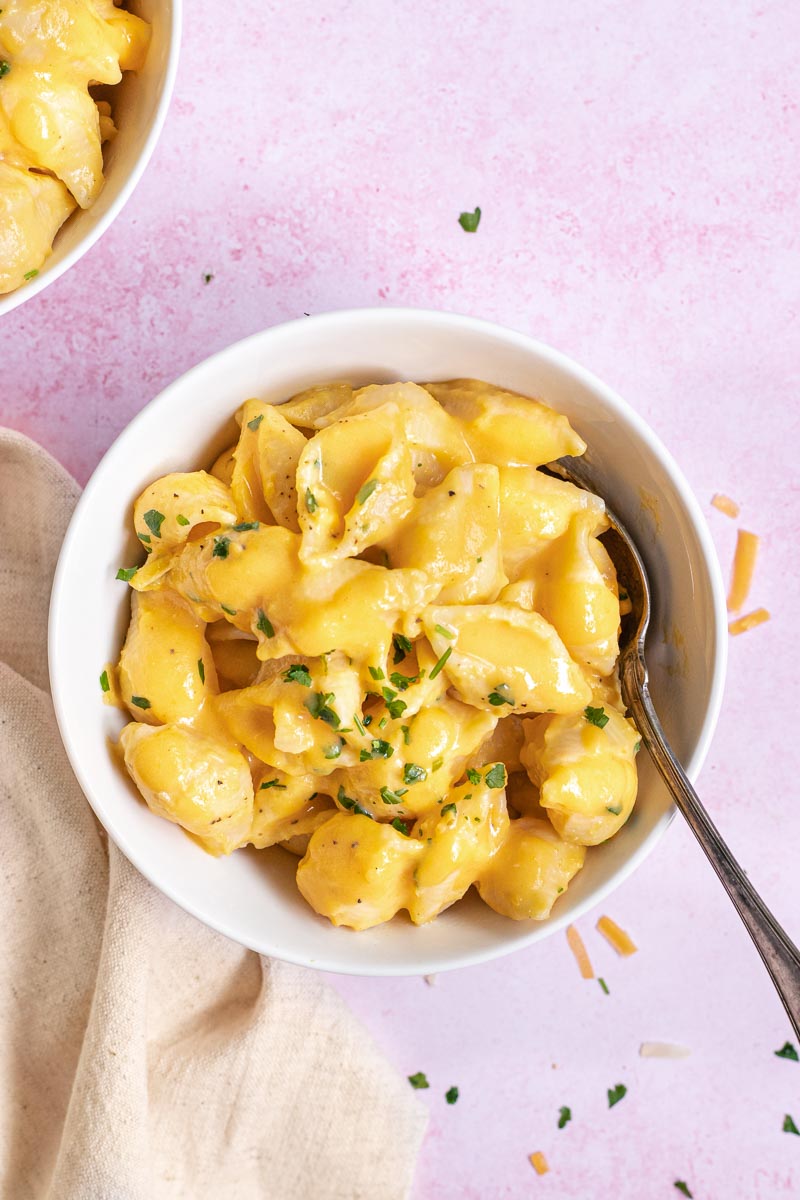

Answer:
[23,268,38,280]
[784,1114,800,1135]
[283,663,312,687]
[212,534,230,558]
[360,738,394,761]
[131,695,151,710]
[378,716,388,728]
[392,818,410,835]
[434,624,455,639]
[136,532,151,544]
[487,683,514,707]
[260,778,287,790]
[392,634,412,663]
[337,786,355,810]
[585,705,610,729]
[0,61,10,78]
[381,786,408,805]
[233,521,259,531]
[99,670,110,693]
[116,566,138,582]
[305,488,318,514]
[353,714,367,736]
[407,1072,429,1090]
[431,757,443,772]
[356,479,378,505]
[363,714,373,727]
[197,659,205,684]
[390,671,417,691]
[400,724,411,745]
[247,414,264,431]
[598,977,610,995]
[428,646,452,680]
[352,801,374,818]
[176,514,192,528]
[557,1106,571,1129]
[484,763,506,789]
[606,803,623,815]
[381,687,407,719]
[403,763,427,784]
[305,691,341,729]
[458,206,481,232]
[673,1185,693,1199]
[221,603,237,616]
[607,1083,627,1108]
[775,1041,799,1061]
[633,740,642,753]
[256,609,275,637]
[203,272,214,284]
[368,665,385,680]
[445,1086,459,1104]
[441,802,457,817]
[466,768,481,786]
[323,741,343,759]
[143,509,165,539]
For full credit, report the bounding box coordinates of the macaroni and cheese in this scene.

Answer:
[108,379,640,930]
[0,0,150,293]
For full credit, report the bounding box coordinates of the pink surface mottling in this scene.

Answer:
[3,2,800,1196]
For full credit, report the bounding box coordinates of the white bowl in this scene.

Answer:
[49,309,727,976]
[0,0,181,318]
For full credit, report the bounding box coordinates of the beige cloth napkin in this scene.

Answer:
[0,428,427,1200]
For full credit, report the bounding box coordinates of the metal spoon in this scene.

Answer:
[549,455,800,1039]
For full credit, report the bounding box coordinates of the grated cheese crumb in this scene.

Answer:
[597,915,637,956]
[529,1151,549,1176]
[566,924,594,979]
[640,1042,691,1058]
[729,607,770,636]
[727,529,759,612]
[711,493,740,519]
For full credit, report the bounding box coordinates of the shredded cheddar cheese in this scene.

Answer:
[529,1151,549,1176]
[566,924,594,978]
[597,915,637,956]
[711,493,740,519]
[727,530,759,612]
[729,607,770,636]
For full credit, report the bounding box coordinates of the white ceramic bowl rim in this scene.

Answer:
[0,0,182,318]
[49,309,728,975]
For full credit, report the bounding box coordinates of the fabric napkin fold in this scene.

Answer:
[0,428,427,1200]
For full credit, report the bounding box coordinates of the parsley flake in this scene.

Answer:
[403,763,427,784]
[382,687,407,719]
[408,1072,429,1090]
[283,663,312,687]
[131,695,151,710]
[212,534,231,558]
[305,691,340,729]
[434,624,455,639]
[487,683,514,707]
[466,768,481,786]
[256,609,275,637]
[143,509,165,539]
[247,414,264,432]
[197,659,205,684]
[115,566,138,582]
[233,521,259,531]
[323,741,343,759]
[203,272,214,284]
[784,1114,800,1135]
[136,532,151,544]
[390,671,418,691]
[400,724,411,745]
[775,1041,799,1061]
[484,763,506,789]
[0,61,10,78]
[356,479,378,505]
[368,666,385,680]
[445,1086,459,1104]
[360,738,394,761]
[441,802,457,817]
[607,1083,627,1108]
[673,1185,693,1199]
[458,206,481,232]
[606,803,623,815]
[99,670,110,693]
[305,488,318,514]
[176,514,190,526]
[260,778,287,790]
[381,786,408,805]
[353,714,367,736]
[392,634,412,663]
[392,818,410,835]
[429,646,452,680]
[598,977,610,995]
[557,1106,571,1129]
[431,757,443,772]
[23,268,38,280]
[221,603,237,616]
[585,705,610,729]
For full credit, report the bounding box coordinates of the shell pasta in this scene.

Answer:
[109,379,640,929]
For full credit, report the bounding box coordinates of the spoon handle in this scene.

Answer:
[622,652,800,1041]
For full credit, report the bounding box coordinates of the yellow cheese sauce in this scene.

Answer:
[0,0,150,293]
[112,379,640,929]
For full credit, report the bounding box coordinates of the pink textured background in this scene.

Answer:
[3,2,800,1196]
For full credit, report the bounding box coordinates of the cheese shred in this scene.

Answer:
[597,915,638,956]
[711,493,740,519]
[727,530,759,612]
[566,924,594,979]
[729,607,770,636]
[529,1151,549,1176]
